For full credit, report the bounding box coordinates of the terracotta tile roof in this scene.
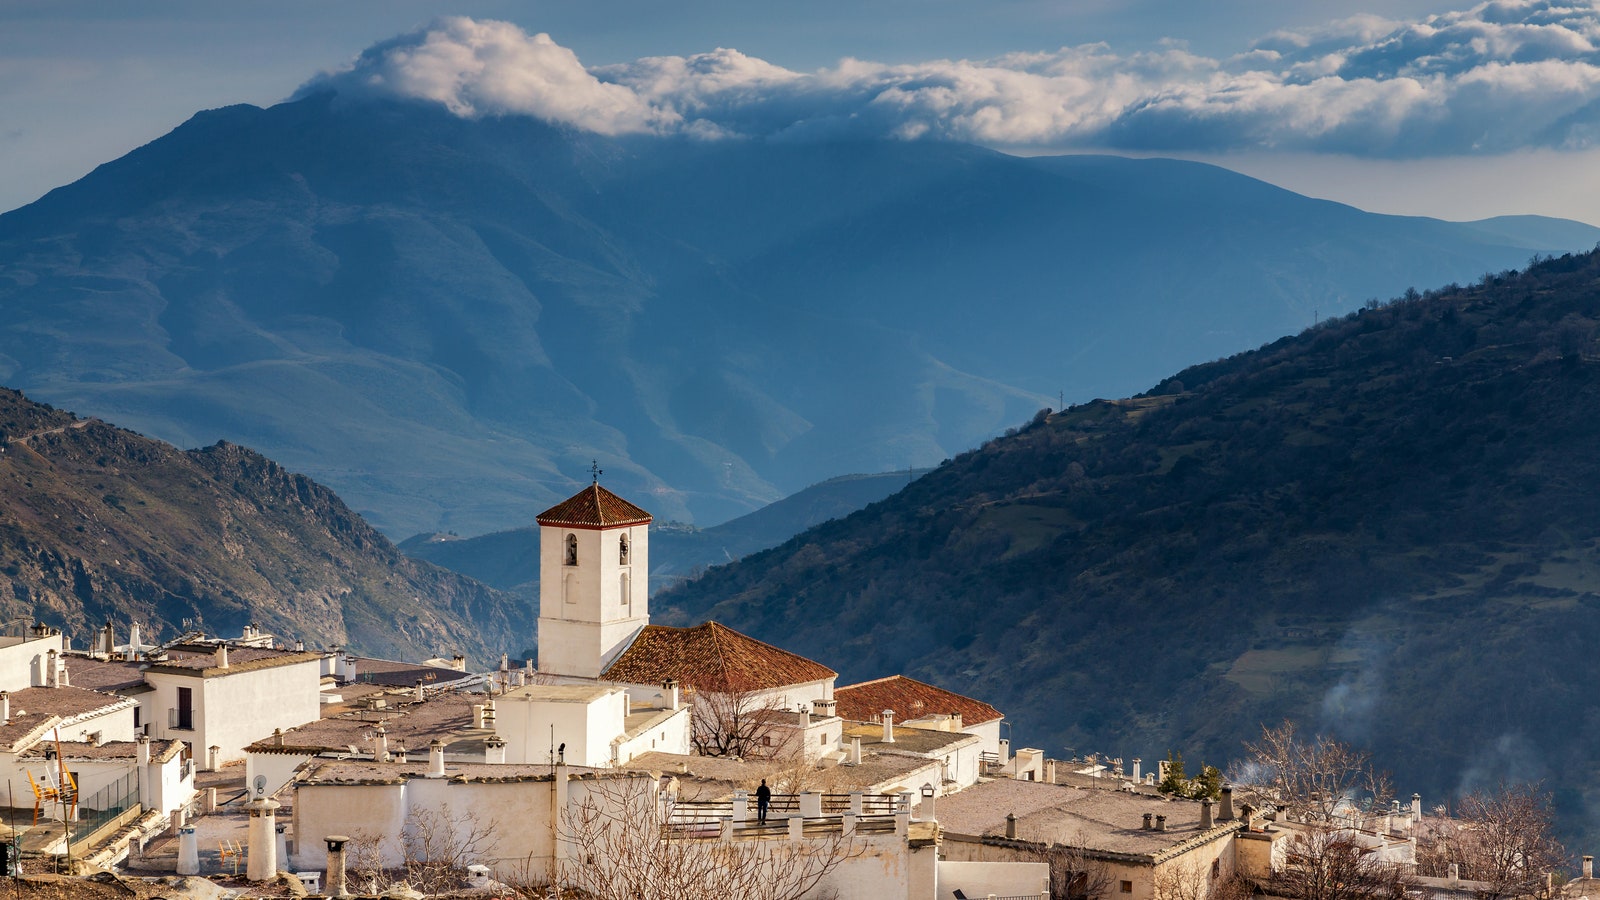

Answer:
[834,675,1002,726]
[536,483,652,529]
[602,622,835,694]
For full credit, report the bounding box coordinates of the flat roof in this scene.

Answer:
[842,722,979,756]
[932,779,1241,858]
[502,683,618,704]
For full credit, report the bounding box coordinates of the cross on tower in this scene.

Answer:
[590,459,603,484]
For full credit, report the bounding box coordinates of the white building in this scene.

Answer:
[141,643,322,769]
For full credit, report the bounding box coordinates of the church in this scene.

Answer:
[502,476,846,765]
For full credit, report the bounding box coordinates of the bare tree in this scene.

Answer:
[1273,826,1406,900]
[1153,857,1211,900]
[690,687,801,759]
[1239,722,1392,825]
[340,805,500,896]
[1414,784,1564,900]
[1037,838,1115,900]
[549,772,864,900]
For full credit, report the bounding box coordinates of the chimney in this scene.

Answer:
[1005,813,1018,840]
[1143,813,1154,830]
[485,736,506,765]
[452,654,465,671]
[294,639,304,652]
[500,654,509,671]
[1156,815,1167,832]
[376,725,390,762]
[272,728,284,747]
[815,698,836,718]
[484,698,497,727]
[342,654,356,683]
[136,734,151,767]
[1220,786,1235,821]
[881,709,895,743]
[0,691,9,724]
[396,745,408,764]
[215,644,229,669]
[1585,856,1594,879]
[46,649,58,687]
[473,704,486,729]
[851,736,863,765]
[1132,758,1142,781]
[415,679,425,702]
[664,679,680,711]
[102,620,115,658]
[1201,798,1215,830]
[1412,793,1422,821]
[129,623,141,655]
[1045,759,1057,783]
[325,836,350,898]
[428,739,446,777]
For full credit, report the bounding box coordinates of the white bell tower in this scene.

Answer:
[535,470,652,680]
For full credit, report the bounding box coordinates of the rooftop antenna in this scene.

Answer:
[590,459,602,484]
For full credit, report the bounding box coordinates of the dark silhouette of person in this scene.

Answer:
[755,778,772,824]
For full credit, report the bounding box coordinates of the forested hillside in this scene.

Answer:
[658,251,1600,838]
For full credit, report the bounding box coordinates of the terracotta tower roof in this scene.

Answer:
[536,483,652,530]
[602,622,836,694]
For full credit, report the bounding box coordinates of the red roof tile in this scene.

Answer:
[834,675,1003,726]
[536,483,652,530]
[602,623,835,694]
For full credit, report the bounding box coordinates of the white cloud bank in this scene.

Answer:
[298,1,1600,157]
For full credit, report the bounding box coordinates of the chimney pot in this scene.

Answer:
[215,644,229,668]
[1584,856,1594,879]
[1143,813,1154,830]
[882,709,895,743]
[1005,813,1017,840]
[1220,785,1235,821]
[1201,798,1215,830]
[1156,814,1167,832]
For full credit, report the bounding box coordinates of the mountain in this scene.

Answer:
[399,468,931,595]
[655,250,1600,838]
[3,92,1598,537]
[0,387,522,665]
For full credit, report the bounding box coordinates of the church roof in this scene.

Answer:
[602,622,836,694]
[536,483,652,530]
[833,674,1003,726]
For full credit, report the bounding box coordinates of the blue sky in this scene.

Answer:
[6,0,1600,223]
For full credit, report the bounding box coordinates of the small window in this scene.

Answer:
[820,733,827,746]
[565,533,578,566]
[1120,882,1133,894]
[1212,860,1220,879]
[619,534,631,565]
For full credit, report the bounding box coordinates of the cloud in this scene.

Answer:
[299,2,1600,156]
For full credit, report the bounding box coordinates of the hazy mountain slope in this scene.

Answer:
[656,251,1600,832]
[0,387,522,664]
[400,468,932,594]
[3,92,1596,536]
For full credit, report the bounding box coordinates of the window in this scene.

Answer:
[1211,860,1220,879]
[565,534,578,566]
[820,733,827,746]
[176,686,193,730]
[1120,882,1133,894]
[619,534,630,565]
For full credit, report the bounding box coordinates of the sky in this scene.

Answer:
[6,0,1600,224]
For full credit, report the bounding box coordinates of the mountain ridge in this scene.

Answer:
[3,92,1598,537]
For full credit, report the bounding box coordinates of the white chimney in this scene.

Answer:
[851,736,863,765]
[136,734,151,767]
[342,655,356,683]
[485,737,507,765]
[215,644,229,668]
[1585,856,1594,879]
[415,680,425,702]
[128,623,141,655]
[376,725,390,762]
[1132,758,1142,781]
[46,649,58,687]
[0,691,9,724]
[428,739,446,777]
[881,709,895,743]
[1412,793,1422,821]
[664,680,680,710]
[473,704,486,729]
[294,639,304,652]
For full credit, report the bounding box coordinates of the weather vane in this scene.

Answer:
[590,459,602,484]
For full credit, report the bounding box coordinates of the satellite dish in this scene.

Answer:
[253,775,267,797]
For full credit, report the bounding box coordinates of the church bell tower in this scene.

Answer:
[534,470,652,679]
